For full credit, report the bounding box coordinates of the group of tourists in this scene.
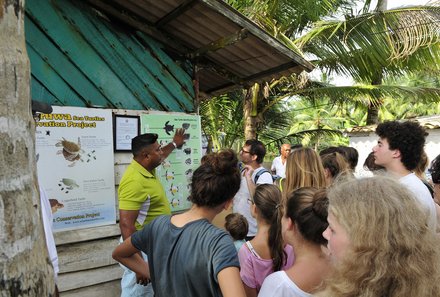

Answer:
[112,119,440,297]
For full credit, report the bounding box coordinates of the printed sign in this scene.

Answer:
[141,114,202,212]
[35,106,116,232]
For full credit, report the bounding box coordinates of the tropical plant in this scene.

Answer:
[295,4,440,124]
[202,1,440,152]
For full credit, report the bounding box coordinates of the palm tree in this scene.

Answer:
[202,1,440,149]
[295,3,440,124]
[225,0,358,140]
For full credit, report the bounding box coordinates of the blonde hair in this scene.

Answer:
[414,150,429,179]
[282,148,326,196]
[318,176,440,297]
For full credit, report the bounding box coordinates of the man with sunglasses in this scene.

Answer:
[233,140,273,241]
[118,129,184,297]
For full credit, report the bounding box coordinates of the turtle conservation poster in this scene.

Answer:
[35,106,116,232]
[141,114,202,212]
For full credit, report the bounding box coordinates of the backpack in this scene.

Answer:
[253,168,276,184]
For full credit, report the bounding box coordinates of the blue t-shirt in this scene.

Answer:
[131,215,240,297]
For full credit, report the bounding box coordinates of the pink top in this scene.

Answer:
[238,241,294,291]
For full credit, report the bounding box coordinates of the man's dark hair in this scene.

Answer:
[245,139,266,164]
[132,133,158,157]
[430,154,440,184]
[338,146,359,171]
[319,146,345,157]
[376,121,427,171]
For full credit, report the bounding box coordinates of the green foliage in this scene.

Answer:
[200,1,440,154]
[296,6,440,82]
[225,0,355,38]
[199,91,244,152]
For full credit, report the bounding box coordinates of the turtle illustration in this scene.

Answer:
[163,171,175,181]
[56,137,84,166]
[169,184,179,196]
[58,178,79,192]
[161,160,171,169]
[170,198,180,208]
[163,121,174,135]
[185,158,192,165]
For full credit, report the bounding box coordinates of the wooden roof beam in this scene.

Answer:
[155,0,198,29]
[206,62,306,95]
[186,28,249,59]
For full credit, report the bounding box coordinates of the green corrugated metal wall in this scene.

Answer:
[25,0,195,112]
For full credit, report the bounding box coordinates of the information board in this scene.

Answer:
[35,106,116,232]
[141,114,202,212]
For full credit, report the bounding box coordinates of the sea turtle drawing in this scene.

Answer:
[163,121,174,135]
[169,184,179,196]
[170,198,180,208]
[161,160,171,169]
[55,137,84,166]
[163,171,175,181]
[58,178,79,191]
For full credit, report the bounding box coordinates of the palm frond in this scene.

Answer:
[265,128,343,145]
[296,6,440,81]
[284,84,440,107]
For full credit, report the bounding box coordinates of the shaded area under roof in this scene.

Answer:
[26,0,195,112]
[86,0,314,97]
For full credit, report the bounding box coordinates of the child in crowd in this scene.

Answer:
[238,184,294,297]
[318,177,440,297]
[225,213,249,251]
[112,149,246,297]
[259,187,330,297]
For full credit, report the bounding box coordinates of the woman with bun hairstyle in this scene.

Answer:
[238,184,294,297]
[318,176,440,297]
[278,148,326,196]
[113,149,246,297]
[258,188,330,297]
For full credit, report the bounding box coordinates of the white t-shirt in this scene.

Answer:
[271,156,286,178]
[258,271,311,297]
[400,173,437,229]
[233,166,273,236]
[40,185,59,280]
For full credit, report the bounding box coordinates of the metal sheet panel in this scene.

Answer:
[86,0,314,96]
[25,0,194,112]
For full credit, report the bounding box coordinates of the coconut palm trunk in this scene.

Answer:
[366,0,387,125]
[0,1,56,295]
[244,84,260,140]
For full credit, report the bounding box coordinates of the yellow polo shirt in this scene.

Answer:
[118,160,171,230]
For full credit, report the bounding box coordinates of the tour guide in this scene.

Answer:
[118,129,184,297]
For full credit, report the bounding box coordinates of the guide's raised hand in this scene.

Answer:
[173,128,185,148]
